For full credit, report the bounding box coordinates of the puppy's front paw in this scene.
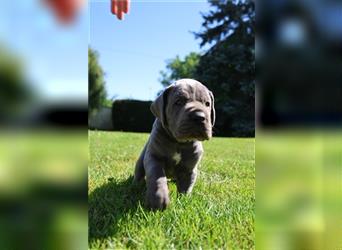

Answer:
[146,184,170,210]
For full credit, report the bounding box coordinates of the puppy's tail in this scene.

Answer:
[133,144,146,183]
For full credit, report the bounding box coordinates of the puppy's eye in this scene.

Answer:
[205,101,210,107]
[175,99,186,106]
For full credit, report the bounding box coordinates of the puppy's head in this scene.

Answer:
[151,79,215,142]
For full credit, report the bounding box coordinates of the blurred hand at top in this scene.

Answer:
[111,0,130,20]
[44,0,129,24]
[43,0,85,24]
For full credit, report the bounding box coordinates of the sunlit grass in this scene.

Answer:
[89,131,255,249]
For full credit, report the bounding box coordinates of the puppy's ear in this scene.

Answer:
[209,91,216,127]
[151,85,173,128]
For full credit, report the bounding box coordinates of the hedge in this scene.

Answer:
[112,99,155,132]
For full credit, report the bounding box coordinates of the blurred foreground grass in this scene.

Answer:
[0,130,88,250]
[257,130,342,250]
[89,131,255,249]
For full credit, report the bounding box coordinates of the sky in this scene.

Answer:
[0,1,210,102]
[90,0,210,100]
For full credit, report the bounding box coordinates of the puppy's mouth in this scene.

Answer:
[174,124,212,142]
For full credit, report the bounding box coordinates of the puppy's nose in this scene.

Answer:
[191,111,206,123]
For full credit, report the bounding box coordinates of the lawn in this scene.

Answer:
[89,131,255,249]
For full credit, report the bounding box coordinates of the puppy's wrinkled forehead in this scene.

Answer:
[171,80,209,100]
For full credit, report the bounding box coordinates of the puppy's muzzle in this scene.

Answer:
[185,110,211,140]
[190,111,206,123]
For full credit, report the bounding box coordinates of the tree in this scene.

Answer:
[88,47,106,118]
[159,52,200,87]
[194,0,255,136]
[158,0,255,136]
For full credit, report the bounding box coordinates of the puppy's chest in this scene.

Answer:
[164,150,183,177]
[172,152,182,165]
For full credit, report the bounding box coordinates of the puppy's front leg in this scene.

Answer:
[176,167,198,194]
[145,157,170,210]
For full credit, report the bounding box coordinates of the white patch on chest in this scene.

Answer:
[172,152,182,165]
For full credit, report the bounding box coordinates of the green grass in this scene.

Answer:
[89,131,255,249]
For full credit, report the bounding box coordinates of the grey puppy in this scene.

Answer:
[133,79,215,210]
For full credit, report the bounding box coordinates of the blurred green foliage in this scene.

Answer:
[0,45,32,122]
